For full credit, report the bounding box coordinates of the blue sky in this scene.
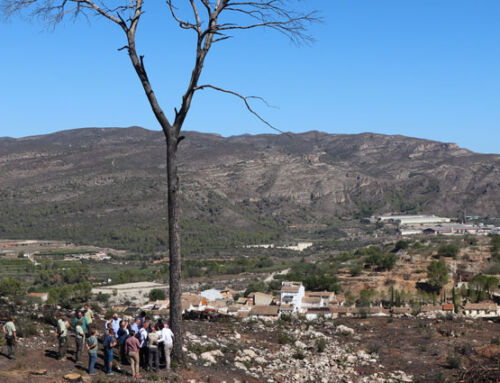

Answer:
[1,0,499,154]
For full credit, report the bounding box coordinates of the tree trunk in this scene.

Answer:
[165,133,184,362]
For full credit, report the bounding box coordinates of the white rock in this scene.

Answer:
[255,356,267,364]
[235,361,248,371]
[336,325,355,335]
[242,349,257,358]
[294,340,307,349]
[200,349,223,364]
[188,352,198,361]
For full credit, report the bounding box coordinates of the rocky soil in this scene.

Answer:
[2,316,498,383]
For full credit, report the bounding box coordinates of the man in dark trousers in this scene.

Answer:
[2,316,17,359]
[103,328,117,375]
[57,313,70,360]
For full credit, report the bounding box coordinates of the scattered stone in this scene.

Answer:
[30,370,48,376]
[294,340,307,349]
[336,325,355,335]
[200,349,224,364]
[235,361,248,371]
[63,373,82,382]
[242,349,257,358]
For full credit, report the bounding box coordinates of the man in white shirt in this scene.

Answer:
[111,313,121,335]
[160,324,174,370]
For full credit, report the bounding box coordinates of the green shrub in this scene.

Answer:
[279,314,292,323]
[349,264,363,277]
[96,292,110,304]
[438,244,459,258]
[317,338,327,353]
[491,336,500,345]
[446,353,461,369]
[367,343,381,354]
[0,278,26,299]
[394,240,409,251]
[278,332,294,345]
[293,348,305,360]
[149,288,166,301]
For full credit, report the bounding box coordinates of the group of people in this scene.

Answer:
[2,306,174,379]
[55,303,94,363]
[101,312,174,377]
[56,308,173,378]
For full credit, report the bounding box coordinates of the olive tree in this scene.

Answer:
[2,0,318,360]
[427,259,449,293]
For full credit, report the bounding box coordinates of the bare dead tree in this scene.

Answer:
[1,0,319,361]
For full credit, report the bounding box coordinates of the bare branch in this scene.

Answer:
[194,84,284,134]
[188,0,202,34]
[166,0,197,31]
[221,0,321,44]
[1,0,128,27]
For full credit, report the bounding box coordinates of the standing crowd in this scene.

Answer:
[3,305,174,379]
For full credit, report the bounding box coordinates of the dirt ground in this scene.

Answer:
[0,317,499,383]
[336,317,500,383]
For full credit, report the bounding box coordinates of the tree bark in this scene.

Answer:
[166,133,183,362]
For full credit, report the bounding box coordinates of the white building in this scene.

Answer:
[201,288,223,301]
[245,242,313,251]
[423,224,492,236]
[280,281,305,313]
[463,303,500,318]
[372,214,451,225]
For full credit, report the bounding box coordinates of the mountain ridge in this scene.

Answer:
[0,127,498,252]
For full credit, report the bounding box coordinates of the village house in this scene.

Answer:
[420,304,442,314]
[227,305,243,316]
[280,281,305,312]
[442,303,455,313]
[463,302,500,318]
[206,300,228,314]
[249,305,280,320]
[181,293,207,313]
[278,304,294,317]
[330,306,354,318]
[305,307,332,321]
[308,291,336,304]
[201,288,223,301]
[251,292,274,306]
[236,296,253,306]
[218,287,237,301]
[300,296,323,312]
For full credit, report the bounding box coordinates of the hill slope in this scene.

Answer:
[0,127,499,252]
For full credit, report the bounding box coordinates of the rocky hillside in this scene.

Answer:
[0,127,499,251]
